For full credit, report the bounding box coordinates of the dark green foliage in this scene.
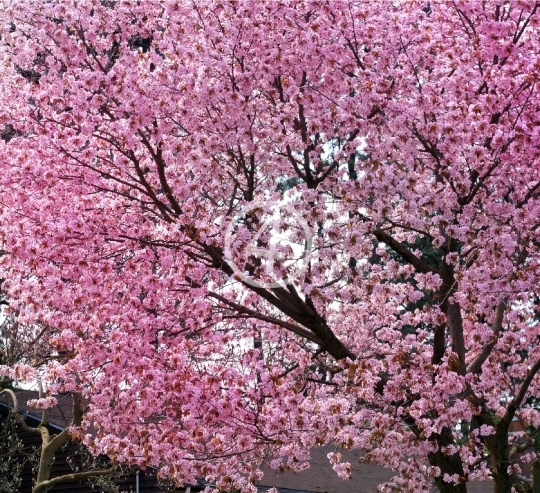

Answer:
[277,176,301,194]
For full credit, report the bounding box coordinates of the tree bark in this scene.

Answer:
[532,459,540,493]
[34,427,71,489]
[428,427,468,493]
[485,426,513,493]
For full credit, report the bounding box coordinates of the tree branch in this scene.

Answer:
[207,291,323,345]
[0,388,18,410]
[503,357,540,427]
[467,299,506,374]
[1,389,42,434]
[33,467,116,493]
[374,230,439,275]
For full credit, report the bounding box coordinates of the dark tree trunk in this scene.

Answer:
[428,427,468,493]
[485,426,513,493]
[492,471,513,493]
[532,459,540,493]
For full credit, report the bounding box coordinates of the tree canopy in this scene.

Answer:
[0,1,540,492]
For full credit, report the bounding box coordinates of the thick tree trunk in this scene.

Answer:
[428,427,468,493]
[532,459,540,493]
[33,427,71,493]
[485,427,513,493]
[492,470,513,493]
[32,393,82,493]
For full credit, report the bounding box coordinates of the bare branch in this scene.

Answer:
[33,467,116,493]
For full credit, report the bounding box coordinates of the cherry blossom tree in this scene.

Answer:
[0,1,539,492]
